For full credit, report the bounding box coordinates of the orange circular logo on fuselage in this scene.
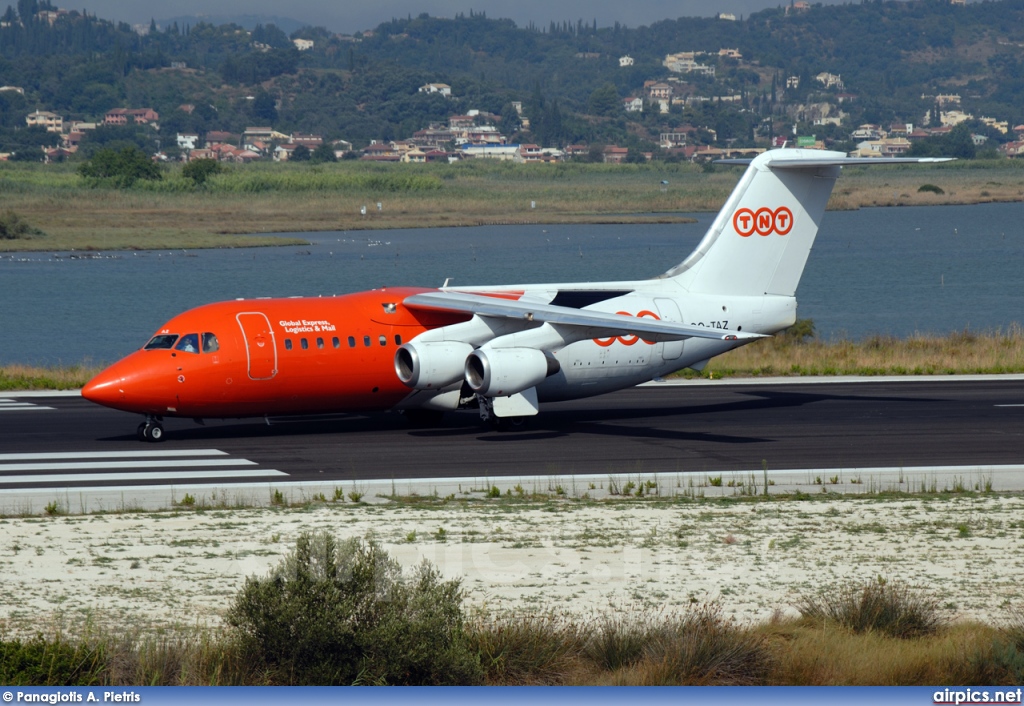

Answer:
[594,310,660,347]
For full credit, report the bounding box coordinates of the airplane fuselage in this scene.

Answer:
[82,150,950,439]
[83,283,796,420]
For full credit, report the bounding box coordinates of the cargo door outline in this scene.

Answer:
[236,312,278,380]
[654,298,683,360]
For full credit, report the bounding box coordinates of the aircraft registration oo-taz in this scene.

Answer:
[82,149,950,441]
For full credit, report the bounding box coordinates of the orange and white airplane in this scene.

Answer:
[82,150,948,441]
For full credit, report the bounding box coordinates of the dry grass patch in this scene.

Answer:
[763,621,1016,685]
[0,363,101,390]
[695,324,1024,377]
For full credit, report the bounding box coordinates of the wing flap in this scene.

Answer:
[404,291,766,342]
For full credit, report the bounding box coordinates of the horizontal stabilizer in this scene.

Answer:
[404,291,765,342]
[716,156,955,168]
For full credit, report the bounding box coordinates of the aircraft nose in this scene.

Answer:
[81,368,126,407]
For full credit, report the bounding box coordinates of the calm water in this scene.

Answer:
[1,203,1021,366]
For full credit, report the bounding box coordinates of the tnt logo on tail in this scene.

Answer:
[733,206,793,237]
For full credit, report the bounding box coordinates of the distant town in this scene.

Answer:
[3,0,1024,165]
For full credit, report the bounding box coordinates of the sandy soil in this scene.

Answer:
[1,493,1022,636]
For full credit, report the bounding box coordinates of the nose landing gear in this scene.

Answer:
[136,416,165,442]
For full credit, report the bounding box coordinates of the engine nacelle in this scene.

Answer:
[394,341,473,389]
[465,347,560,397]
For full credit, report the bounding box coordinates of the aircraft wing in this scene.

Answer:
[403,291,767,342]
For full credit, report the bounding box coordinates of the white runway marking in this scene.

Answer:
[0,459,256,473]
[0,399,53,411]
[0,470,286,484]
[0,449,229,461]
[0,449,286,488]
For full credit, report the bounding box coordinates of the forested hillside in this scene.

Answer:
[1,0,1022,156]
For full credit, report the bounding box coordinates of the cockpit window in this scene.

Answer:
[202,332,220,353]
[175,333,200,354]
[144,334,178,350]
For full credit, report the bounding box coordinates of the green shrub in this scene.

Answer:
[182,158,223,186]
[796,578,943,639]
[0,636,104,685]
[918,183,945,194]
[0,209,43,239]
[78,146,162,188]
[226,531,482,685]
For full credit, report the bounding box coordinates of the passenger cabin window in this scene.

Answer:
[379,335,387,347]
[348,336,355,348]
[316,337,324,349]
[175,333,200,354]
[394,334,402,346]
[301,338,309,350]
[202,332,219,353]
[145,334,178,350]
[332,337,340,349]
[285,339,293,350]
[363,335,371,347]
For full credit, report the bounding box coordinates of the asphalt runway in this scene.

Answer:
[2,378,1023,494]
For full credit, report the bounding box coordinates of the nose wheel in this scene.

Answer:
[136,417,165,442]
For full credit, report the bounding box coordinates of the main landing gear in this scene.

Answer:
[137,415,165,442]
[477,397,529,432]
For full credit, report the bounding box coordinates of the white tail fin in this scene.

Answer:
[664,149,841,297]
[663,150,951,297]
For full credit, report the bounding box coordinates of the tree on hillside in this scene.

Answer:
[78,146,162,187]
[587,84,620,117]
[251,91,278,123]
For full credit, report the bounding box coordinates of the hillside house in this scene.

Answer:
[419,83,452,97]
[645,82,673,102]
[623,97,643,113]
[25,110,63,132]
[815,73,844,90]
[104,108,159,125]
[602,146,629,164]
[999,141,1024,158]
[401,149,427,163]
[459,144,520,160]
[619,55,634,67]
[290,133,323,148]
[664,53,715,77]
[206,131,238,145]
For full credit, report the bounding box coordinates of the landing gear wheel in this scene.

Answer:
[139,422,165,442]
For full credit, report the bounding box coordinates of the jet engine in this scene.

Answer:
[394,341,473,389]
[465,347,560,397]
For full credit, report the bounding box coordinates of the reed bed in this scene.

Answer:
[2,160,1018,252]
